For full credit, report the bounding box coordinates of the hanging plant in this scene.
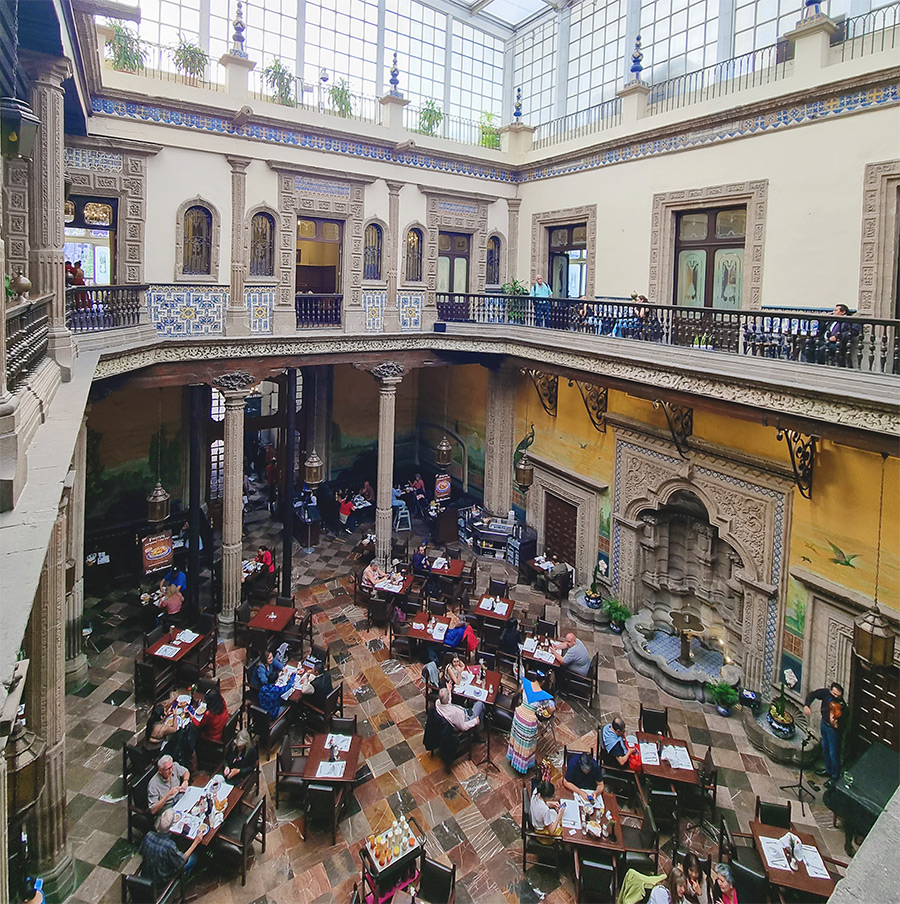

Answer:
[170,34,208,84]
[479,111,501,149]
[328,79,354,118]
[263,58,296,107]
[417,99,443,136]
[106,21,146,73]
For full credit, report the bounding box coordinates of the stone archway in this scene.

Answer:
[611,420,793,692]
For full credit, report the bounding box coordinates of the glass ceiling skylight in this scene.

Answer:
[474,0,554,27]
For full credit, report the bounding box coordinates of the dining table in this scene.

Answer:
[635,731,699,786]
[450,664,500,707]
[429,557,466,579]
[171,776,244,847]
[473,593,515,624]
[145,628,207,664]
[373,573,415,598]
[407,614,452,645]
[302,732,362,784]
[750,820,836,899]
[247,604,295,633]
[559,791,626,857]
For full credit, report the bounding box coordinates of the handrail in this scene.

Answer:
[295,293,343,329]
[834,2,900,61]
[102,36,225,92]
[436,292,900,376]
[5,294,51,392]
[533,97,623,149]
[66,284,148,333]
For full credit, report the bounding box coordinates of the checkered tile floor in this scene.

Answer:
[67,511,849,904]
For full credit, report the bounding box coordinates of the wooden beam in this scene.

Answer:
[72,0,141,22]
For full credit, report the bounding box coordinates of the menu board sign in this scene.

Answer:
[434,473,451,501]
[142,530,174,575]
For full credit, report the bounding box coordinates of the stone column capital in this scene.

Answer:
[372,361,405,385]
[214,370,255,396]
[226,155,252,173]
[20,51,71,86]
[386,180,404,196]
[506,197,522,212]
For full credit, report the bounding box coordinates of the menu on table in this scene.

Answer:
[533,649,555,664]
[325,733,352,752]
[480,597,495,610]
[177,629,199,643]
[316,760,347,778]
[760,836,792,870]
[432,623,447,641]
[561,801,582,830]
[458,684,488,702]
[661,744,693,770]
[493,601,509,616]
[432,557,448,570]
[639,741,660,766]
[523,637,537,653]
[154,644,180,658]
[802,846,832,880]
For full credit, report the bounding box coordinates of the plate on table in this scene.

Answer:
[177,694,191,705]
[141,593,150,602]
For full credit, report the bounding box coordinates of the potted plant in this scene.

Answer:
[106,21,146,73]
[604,599,630,634]
[170,34,208,85]
[706,680,739,716]
[766,668,797,738]
[501,278,529,324]
[328,79,353,118]
[263,58,296,106]
[417,99,443,136]
[479,111,501,149]
[583,562,607,609]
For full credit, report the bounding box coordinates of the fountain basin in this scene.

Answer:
[743,705,820,766]
[568,587,611,629]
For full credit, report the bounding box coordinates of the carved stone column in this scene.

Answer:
[384,181,403,332]
[484,363,517,515]
[26,505,74,900]
[372,362,405,565]
[65,418,88,692]
[23,53,73,380]
[0,748,8,904]
[214,371,255,637]
[613,514,644,611]
[506,198,521,284]
[225,156,251,336]
[740,579,777,691]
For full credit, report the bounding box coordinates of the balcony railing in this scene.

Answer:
[833,2,900,61]
[295,294,342,329]
[533,97,623,149]
[66,285,147,333]
[402,105,493,148]
[436,293,900,376]
[103,36,225,92]
[6,295,50,392]
[249,72,381,125]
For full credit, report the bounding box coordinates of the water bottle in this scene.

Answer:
[657,732,663,755]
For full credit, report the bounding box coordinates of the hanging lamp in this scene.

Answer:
[304,368,325,487]
[0,0,40,160]
[435,365,453,467]
[147,389,170,522]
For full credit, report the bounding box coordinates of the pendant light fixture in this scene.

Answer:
[853,453,895,667]
[304,368,325,487]
[435,365,453,468]
[514,370,535,490]
[0,0,40,160]
[147,389,170,522]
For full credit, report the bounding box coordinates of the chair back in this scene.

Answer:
[277,737,294,775]
[197,676,221,696]
[649,784,679,829]
[241,796,266,848]
[639,703,670,737]
[428,599,447,616]
[444,547,462,560]
[563,744,596,777]
[731,859,771,901]
[143,626,164,649]
[247,704,271,745]
[196,612,217,636]
[639,794,660,851]
[306,782,336,820]
[310,644,330,670]
[330,714,358,735]
[488,578,509,598]
[481,622,502,652]
[756,796,791,829]
[580,856,615,902]
[419,856,456,904]
[535,618,557,639]
[221,708,241,748]
[122,874,157,904]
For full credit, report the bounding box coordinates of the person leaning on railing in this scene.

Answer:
[816,304,860,367]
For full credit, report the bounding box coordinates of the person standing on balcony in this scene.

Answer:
[529,273,552,328]
[819,304,860,367]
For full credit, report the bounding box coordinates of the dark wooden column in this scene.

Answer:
[188,383,204,622]
[281,368,297,598]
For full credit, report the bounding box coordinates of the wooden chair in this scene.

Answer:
[419,856,456,904]
[487,578,509,598]
[246,702,293,758]
[596,727,637,799]
[535,618,557,639]
[367,593,393,630]
[143,626,164,649]
[574,849,616,904]
[196,708,241,772]
[755,795,791,829]
[639,703,670,737]
[309,644,331,671]
[275,737,311,808]
[718,814,767,880]
[567,651,599,706]
[282,608,314,657]
[619,783,660,874]
[121,867,185,904]
[547,568,572,602]
[521,784,561,873]
[134,658,175,705]
[234,601,252,649]
[679,746,718,830]
[388,621,412,661]
[126,765,156,844]
[489,679,519,735]
[475,650,496,671]
[304,782,347,845]
[242,657,262,709]
[427,598,447,616]
[300,682,344,734]
[330,714,358,735]
[480,622,502,653]
[444,546,462,560]
[212,796,267,886]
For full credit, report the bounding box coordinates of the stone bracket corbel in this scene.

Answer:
[776,428,816,499]
[653,399,693,458]
[568,379,607,432]
[524,369,557,417]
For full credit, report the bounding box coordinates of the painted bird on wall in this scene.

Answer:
[826,540,859,568]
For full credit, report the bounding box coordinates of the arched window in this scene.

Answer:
[364,223,383,281]
[249,212,276,277]
[209,439,224,501]
[406,228,423,283]
[183,205,212,275]
[487,235,501,285]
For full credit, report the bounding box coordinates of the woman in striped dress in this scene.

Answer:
[507,673,555,773]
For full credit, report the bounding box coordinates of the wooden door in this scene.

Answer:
[543,493,577,568]
[850,652,900,756]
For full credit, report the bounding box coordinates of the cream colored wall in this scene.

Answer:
[516,105,900,308]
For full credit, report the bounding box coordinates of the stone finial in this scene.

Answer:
[514,86,522,122]
[232,0,248,58]
[802,0,823,18]
[630,35,644,77]
[389,51,402,97]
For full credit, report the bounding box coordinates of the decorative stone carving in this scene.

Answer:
[507,199,521,284]
[484,363,517,515]
[858,159,900,317]
[226,156,251,335]
[3,160,29,282]
[372,361,405,380]
[174,195,222,282]
[649,180,768,309]
[214,370,255,391]
[530,205,597,293]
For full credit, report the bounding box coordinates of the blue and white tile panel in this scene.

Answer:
[294,176,351,198]
[245,287,275,334]
[148,285,227,336]
[64,147,123,172]
[363,290,386,332]
[399,292,424,332]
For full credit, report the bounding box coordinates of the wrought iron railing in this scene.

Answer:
[102,36,225,92]
[402,105,492,147]
[532,97,623,149]
[250,72,381,124]
[66,284,147,332]
[295,293,342,329]
[436,293,900,376]
[646,42,790,116]
[832,2,900,61]
[6,295,50,392]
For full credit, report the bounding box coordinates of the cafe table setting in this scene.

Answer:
[171,774,243,845]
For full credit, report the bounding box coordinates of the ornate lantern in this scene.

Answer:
[146,482,171,523]
[515,452,534,489]
[853,605,895,668]
[303,448,325,487]
[435,435,453,468]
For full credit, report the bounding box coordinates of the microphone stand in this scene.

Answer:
[780,724,816,816]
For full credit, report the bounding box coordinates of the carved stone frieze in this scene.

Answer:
[858,159,900,318]
[649,180,768,308]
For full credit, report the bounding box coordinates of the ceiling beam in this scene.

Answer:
[71,0,140,23]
